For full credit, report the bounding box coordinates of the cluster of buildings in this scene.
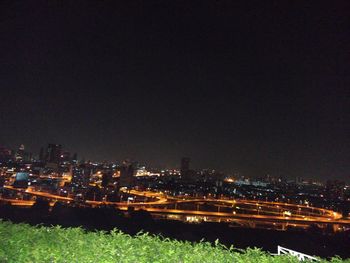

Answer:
[0,145,32,163]
[0,144,349,216]
[0,144,76,164]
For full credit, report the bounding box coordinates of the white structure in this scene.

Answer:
[275,246,319,261]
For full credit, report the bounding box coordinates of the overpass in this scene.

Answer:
[2,186,350,231]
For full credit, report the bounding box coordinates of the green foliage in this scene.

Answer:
[0,220,348,263]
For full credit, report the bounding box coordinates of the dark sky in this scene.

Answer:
[0,0,349,181]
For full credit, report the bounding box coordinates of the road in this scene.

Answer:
[2,186,349,230]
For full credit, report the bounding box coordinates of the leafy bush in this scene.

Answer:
[0,220,348,262]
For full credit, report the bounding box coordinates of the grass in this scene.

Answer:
[0,220,348,263]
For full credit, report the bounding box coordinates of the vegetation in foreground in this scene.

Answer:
[0,220,348,263]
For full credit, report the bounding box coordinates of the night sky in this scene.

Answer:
[0,1,349,181]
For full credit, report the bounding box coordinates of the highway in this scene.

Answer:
[2,185,349,230]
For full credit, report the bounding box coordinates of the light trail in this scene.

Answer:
[1,186,349,229]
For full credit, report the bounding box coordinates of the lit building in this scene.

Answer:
[135,166,151,177]
[72,165,92,188]
[60,151,71,163]
[15,144,25,162]
[13,172,29,188]
[326,180,346,200]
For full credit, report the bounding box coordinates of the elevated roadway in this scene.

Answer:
[2,186,350,230]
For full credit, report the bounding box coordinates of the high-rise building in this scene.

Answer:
[39,147,45,162]
[119,160,135,188]
[15,144,25,162]
[180,157,190,178]
[45,144,62,164]
[72,153,78,163]
[72,165,91,188]
[0,146,12,163]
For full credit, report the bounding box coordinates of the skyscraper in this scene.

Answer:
[39,147,44,162]
[72,153,78,163]
[0,146,12,163]
[180,157,190,178]
[15,144,25,162]
[45,144,62,164]
[119,160,135,188]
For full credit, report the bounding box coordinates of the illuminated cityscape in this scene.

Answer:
[1,0,349,261]
[1,143,350,259]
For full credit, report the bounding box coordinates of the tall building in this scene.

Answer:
[72,153,78,163]
[72,165,91,188]
[180,157,190,178]
[15,144,25,162]
[39,147,45,162]
[119,160,135,188]
[0,146,12,163]
[45,144,62,164]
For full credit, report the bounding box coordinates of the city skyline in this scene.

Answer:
[0,142,348,184]
[1,1,349,181]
